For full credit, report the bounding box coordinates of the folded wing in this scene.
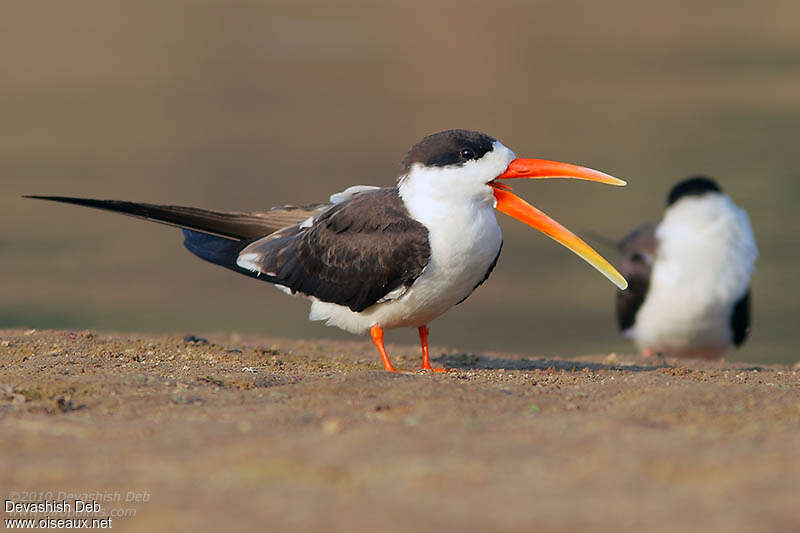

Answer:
[26,189,431,313]
[237,188,430,312]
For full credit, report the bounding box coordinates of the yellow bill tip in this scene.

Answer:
[608,270,629,290]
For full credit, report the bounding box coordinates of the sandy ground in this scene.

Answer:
[1,328,798,532]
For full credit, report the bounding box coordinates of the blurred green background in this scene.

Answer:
[2,1,798,363]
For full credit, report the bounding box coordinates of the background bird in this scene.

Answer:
[27,129,628,372]
[615,176,757,359]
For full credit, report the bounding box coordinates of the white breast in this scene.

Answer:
[629,193,758,356]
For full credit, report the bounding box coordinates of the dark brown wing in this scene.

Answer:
[615,222,657,331]
[238,188,431,312]
[730,289,751,346]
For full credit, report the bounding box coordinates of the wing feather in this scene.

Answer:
[615,222,657,332]
[237,188,430,312]
[730,289,751,346]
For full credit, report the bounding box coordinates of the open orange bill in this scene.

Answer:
[489,158,629,290]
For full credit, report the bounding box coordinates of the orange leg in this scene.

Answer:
[418,325,447,372]
[370,325,398,372]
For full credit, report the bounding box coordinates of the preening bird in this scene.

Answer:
[616,176,757,359]
[27,129,627,372]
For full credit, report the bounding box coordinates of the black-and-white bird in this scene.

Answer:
[615,176,757,359]
[27,129,627,372]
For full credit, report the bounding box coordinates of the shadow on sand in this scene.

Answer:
[434,353,667,373]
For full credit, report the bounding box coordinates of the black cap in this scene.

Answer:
[400,130,496,175]
[667,176,722,206]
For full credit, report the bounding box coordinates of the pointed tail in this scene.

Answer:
[23,196,281,240]
[24,195,324,278]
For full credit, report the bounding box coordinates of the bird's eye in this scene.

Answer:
[630,253,645,263]
[460,148,475,160]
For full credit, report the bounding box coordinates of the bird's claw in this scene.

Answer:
[417,366,450,374]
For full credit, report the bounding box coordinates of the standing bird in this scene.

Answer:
[616,176,758,359]
[27,129,627,372]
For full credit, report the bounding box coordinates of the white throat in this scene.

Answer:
[397,141,515,217]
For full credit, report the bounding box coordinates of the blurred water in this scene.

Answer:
[2,0,799,363]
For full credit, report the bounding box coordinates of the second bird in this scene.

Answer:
[616,176,758,359]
